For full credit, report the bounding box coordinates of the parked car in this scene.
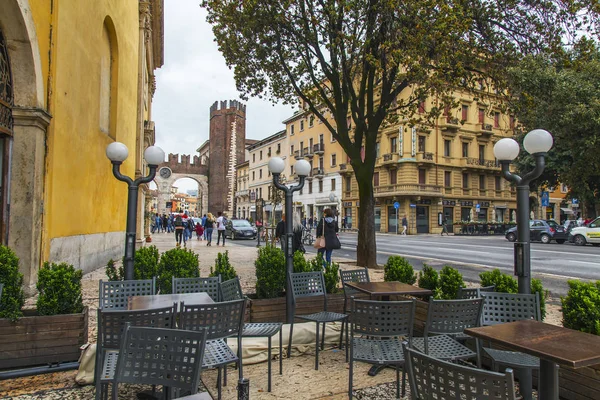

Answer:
[505,219,556,244]
[545,220,567,244]
[569,217,600,246]
[225,219,257,240]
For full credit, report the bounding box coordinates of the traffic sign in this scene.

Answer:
[409,204,416,208]
[541,191,550,207]
[572,198,579,204]
[394,201,400,209]
[475,204,481,212]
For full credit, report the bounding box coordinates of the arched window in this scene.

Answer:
[0,28,13,244]
[100,17,118,138]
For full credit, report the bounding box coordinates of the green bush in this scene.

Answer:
[157,248,199,294]
[479,269,518,293]
[561,280,600,335]
[255,246,285,299]
[105,246,159,281]
[531,278,548,321]
[435,265,465,299]
[210,251,237,281]
[36,262,84,316]
[384,256,416,285]
[105,259,121,281]
[324,261,340,294]
[418,264,439,291]
[308,252,325,272]
[0,245,24,320]
[293,251,311,273]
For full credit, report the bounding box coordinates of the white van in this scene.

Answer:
[569,217,600,246]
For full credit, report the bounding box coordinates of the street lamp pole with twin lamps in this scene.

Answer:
[268,157,312,323]
[493,129,553,294]
[106,142,165,281]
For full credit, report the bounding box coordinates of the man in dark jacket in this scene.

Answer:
[276,214,286,251]
[316,208,341,266]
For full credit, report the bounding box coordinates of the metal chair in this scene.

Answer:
[220,277,282,392]
[114,325,209,400]
[0,283,3,303]
[94,305,176,400]
[349,299,415,399]
[403,343,517,400]
[287,271,348,370]
[98,278,155,310]
[173,276,221,301]
[411,298,483,366]
[179,299,245,400]
[339,267,370,314]
[457,284,495,299]
[480,292,541,400]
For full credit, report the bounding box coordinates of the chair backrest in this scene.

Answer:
[172,276,221,301]
[96,305,176,350]
[404,345,517,400]
[290,271,327,310]
[339,268,370,297]
[351,299,415,339]
[456,285,495,300]
[179,299,246,340]
[480,292,540,326]
[99,278,155,310]
[115,325,207,400]
[425,298,483,336]
[220,277,243,302]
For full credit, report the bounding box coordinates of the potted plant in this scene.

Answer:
[0,248,88,370]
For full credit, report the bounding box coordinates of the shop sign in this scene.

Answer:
[442,200,456,206]
[460,201,473,206]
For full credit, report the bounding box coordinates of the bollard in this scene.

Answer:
[237,378,250,400]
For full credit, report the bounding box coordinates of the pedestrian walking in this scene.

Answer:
[275,214,286,251]
[316,208,341,266]
[203,213,215,246]
[216,212,227,246]
[401,215,408,235]
[195,222,204,240]
[441,216,450,236]
[174,214,185,247]
[201,214,208,239]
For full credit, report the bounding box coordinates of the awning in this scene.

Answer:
[560,208,574,214]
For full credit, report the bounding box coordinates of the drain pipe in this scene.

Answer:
[0,362,79,380]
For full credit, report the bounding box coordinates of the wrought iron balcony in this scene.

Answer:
[417,152,435,165]
[312,168,324,177]
[294,150,301,160]
[479,123,494,135]
[374,183,443,197]
[460,157,500,169]
[440,117,461,131]
[313,143,325,155]
[303,147,313,158]
[235,189,249,197]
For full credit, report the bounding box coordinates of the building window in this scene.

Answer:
[418,136,426,153]
[259,187,262,198]
[462,104,468,121]
[259,169,262,179]
[331,178,336,191]
[252,171,255,181]
[309,115,314,127]
[390,170,397,185]
[376,142,380,158]
[309,181,313,194]
[300,141,304,154]
[462,173,469,188]
[290,144,294,155]
[277,143,281,153]
[479,175,485,189]
[479,108,485,124]
[253,154,256,163]
[318,179,323,192]
[495,176,502,191]
[100,19,118,137]
[444,140,451,157]
[479,145,485,162]
[290,124,295,135]
[345,176,352,191]
[462,142,469,157]
[561,183,568,193]
[331,153,337,166]
[445,171,451,187]
[390,137,398,153]
[494,112,500,128]
[260,150,263,160]
[290,165,294,176]
[418,169,426,184]
[418,100,425,113]
[319,156,324,170]
[331,133,336,142]
[374,172,379,187]
[319,134,324,145]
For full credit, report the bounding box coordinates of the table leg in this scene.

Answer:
[538,359,559,400]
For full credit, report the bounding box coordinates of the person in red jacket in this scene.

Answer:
[195,222,204,240]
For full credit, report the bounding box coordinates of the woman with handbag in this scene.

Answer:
[315,208,341,266]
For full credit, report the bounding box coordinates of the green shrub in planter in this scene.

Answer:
[435,265,465,299]
[36,262,84,316]
[105,246,160,281]
[157,248,199,294]
[561,280,600,335]
[210,251,237,281]
[105,259,121,281]
[418,264,439,291]
[479,269,518,293]
[384,256,416,285]
[0,245,24,320]
[293,251,310,273]
[324,261,340,294]
[308,252,325,272]
[531,278,548,321]
[255,245,285,299]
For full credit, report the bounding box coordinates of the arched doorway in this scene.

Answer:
[0,27,13,244]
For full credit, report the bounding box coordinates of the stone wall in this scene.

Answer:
[49,231,124,275]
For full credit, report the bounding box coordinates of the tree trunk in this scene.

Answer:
[355,167,378,268]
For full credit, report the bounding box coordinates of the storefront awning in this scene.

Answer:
[560,208,574,214]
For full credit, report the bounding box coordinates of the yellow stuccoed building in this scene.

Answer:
[0,0,163,289]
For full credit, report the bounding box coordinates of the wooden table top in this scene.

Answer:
[344,281,432,297]
[465,320,600,369]
[128,292,214,311]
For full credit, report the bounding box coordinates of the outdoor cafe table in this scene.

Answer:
[344,281,433,300]
[465,319,600,400]
[128,292,214,310]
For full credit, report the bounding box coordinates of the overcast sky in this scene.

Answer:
[152,1,295,191]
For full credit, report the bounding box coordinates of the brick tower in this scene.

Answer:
[208,100,246,215]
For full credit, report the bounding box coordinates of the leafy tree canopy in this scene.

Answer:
[203,0,597,266]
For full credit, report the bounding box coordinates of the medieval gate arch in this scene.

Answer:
[153,153,208,216]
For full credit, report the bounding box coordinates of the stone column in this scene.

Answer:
[9,107,51,288]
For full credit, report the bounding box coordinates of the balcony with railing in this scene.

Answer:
[312,168,324,178]
[303,147,313,158]
[313,143,325,155]
[294,150,301,160]
[478,123,494,136]
[374,183,443,197]
[460,157,500,169]
[440,117,461,132]
[416,152,435,166]
[235,189,249,198]
[381,153,399,167]
[339,163,352,174]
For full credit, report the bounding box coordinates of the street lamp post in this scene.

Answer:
[268,157,311,323]
[106,142,165,281]
[493,129,553,294]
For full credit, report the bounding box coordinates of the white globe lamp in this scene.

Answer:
[523,129,553,154]
[268,157,285,174]
[493,138,520,161]
[144,146,165,166]
[106,142,129,163]
[295,159,311,177]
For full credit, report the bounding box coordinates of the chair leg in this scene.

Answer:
[348,359,353,399]
[321,322,326,350]
[224,363,228,386]
[315,322,320,370]
[279,328,283,375]
[217,368,223,400]
[216,368,221,388]
[111,381,118,400]
[339,319,344,350]
[475,338,482,368]
[401,367,406,397]
[515,368,533,400]
[268,336,272,392]
[345,320,349,363]
[287,322,294,358]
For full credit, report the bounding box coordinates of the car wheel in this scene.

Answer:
[506,233,516,242]
[574,235,587,246]
[555,239,565,244]
[540,234,550,244]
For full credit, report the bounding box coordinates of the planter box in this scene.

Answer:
[248,293,346,323]
[0,307,88,370]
